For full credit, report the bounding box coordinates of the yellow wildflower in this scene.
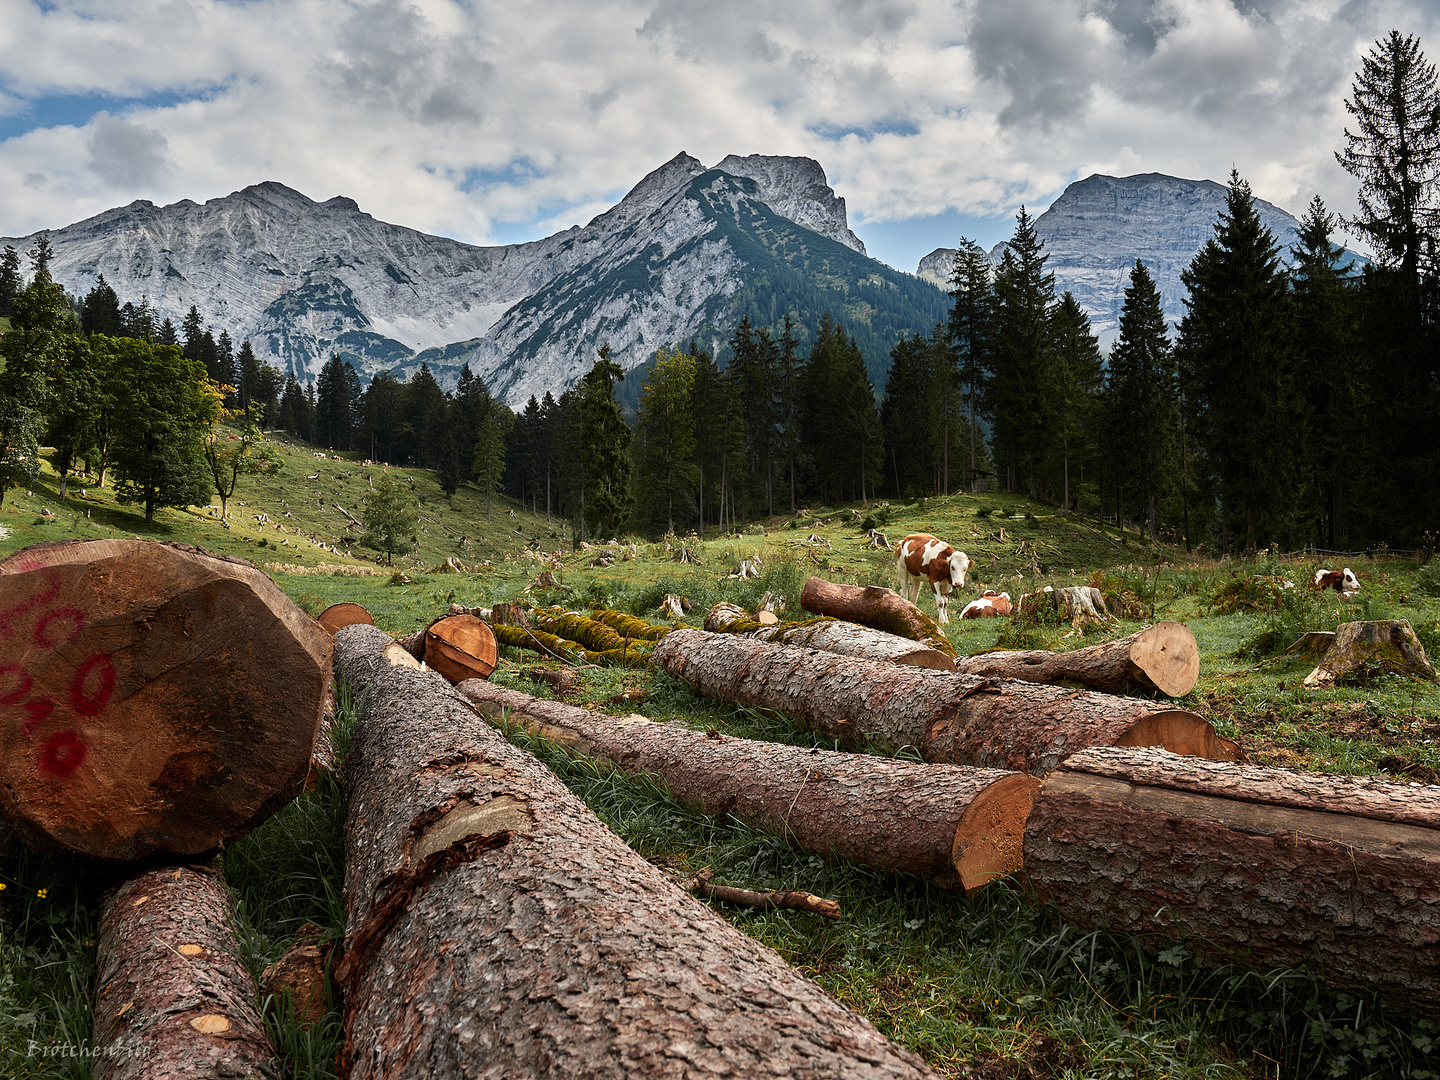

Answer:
[36,888,47,899]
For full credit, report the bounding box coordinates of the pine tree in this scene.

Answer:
[880,333,934,498]
[802,314,881,503]
[991,208,1058,496]
[362,473,417,565]
[1049,291,1104,518]
[691,343,739,533]
[80,275,121,336]
[1104,264,1176,541]
[401,363,447,467]
[316,354,355,449]
[577,344,633,540]
[0,245,20,318]
[947,238,996,492]
[472,398,509,522]
[1178,172,1302,553]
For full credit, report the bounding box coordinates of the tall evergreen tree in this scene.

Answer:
[947,238,996,492]
[880,333,934,498]
[728,318,782,517]
[1178,172,1302,553]
[0,245,21,318]
[1104,263,1176,541]
[991,208,1058,496]
[633,345,698,533]
[690,343,739,533]
[473,397,509,521]
[80,275,121,336]
[577,344,633,541]
[316,354,356,449]
[1049,291,1104,518]
[802,314,882,503]
[401,363,447,467]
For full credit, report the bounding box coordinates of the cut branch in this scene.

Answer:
[705,602,956,670]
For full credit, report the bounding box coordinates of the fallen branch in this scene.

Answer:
[684,867,841,918]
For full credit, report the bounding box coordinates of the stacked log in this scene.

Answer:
[652,630,1241,775]
[1022,746,1440,1017]
[705,602,956,671]
[457,679,1039,892]
[0,540,332,860]
[953,622,1199,696]
[333,624,938,1079]
[92,863,276,1080]
[800,577,955,658]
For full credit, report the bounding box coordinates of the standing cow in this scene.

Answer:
[896,533,971,625]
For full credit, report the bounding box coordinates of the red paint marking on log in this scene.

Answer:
[32,606,85,651]
[40,730,88,777]
[0,663,34,706]
[0,570,62,639]
[19,696,55,737]
[70,653,117,717]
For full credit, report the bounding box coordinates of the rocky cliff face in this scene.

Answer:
[4,152,901,406]
[916,173,1313,343]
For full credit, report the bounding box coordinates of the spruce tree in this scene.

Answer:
[633,345,698,533]
[802,314,881,503]
[362,473,417,565]
[1049,291,1104,518]
[0,245,20,318]
[947,238,996,492]
[691,343,739,533]
[577,345,632,540]
[80,275,121,336]
[1178,172,1302,553]
[880,333,934,498]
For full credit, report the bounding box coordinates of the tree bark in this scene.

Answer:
[705,602,956,671]
[333,624,939,1080]
[456,679,1038,893]
[0,539,332,860]
[799,577,955,658]
[92,862,277,1080]
[651,630,1242,776]
[1021,746,1440,1017]
[1302,619,1437,687]
[954,622,1199,697]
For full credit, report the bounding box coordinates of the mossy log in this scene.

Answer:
[1022,746,1440,1017]
[332,624,939,1079]
[652,630,1241,776]
[586,608,675,641]
[955,622,1199,696]
[1302,620,1437,688]
[457,679,1039,893]
[705,602,955,671]
[92,861,276,1080]
[530,608,633,653]
[489,622,649,668]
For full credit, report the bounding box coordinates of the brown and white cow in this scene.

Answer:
[896,532,971,624]
[959,591,1011,619]
[1312,567,1361,596]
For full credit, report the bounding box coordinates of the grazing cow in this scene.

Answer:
[896,532,971,624]
[1313,567,1361,596]
[960,591,1012,619]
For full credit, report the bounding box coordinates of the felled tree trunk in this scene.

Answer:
[1022,746,1440,1017]
[457,679,1038,892]
[0,539,332,860]
[652,630,1241,776]
[800,577,955,658]
[954,622,1199,696]
[1302,620,1437,687]
[423,614,497,682]
[92,862,276,1080]
[333,624,939,1080]
[706,602,956,671]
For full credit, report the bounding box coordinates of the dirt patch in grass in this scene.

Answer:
[958,1034,1088,1080]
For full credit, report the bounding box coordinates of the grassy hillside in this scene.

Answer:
[3,434,1439,1078]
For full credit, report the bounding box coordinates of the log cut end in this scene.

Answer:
[951,772,1042,894]
[1128,622,1200,697]
[423,615,498,682]
[1114,709,1246,763]
[317,602,374,635]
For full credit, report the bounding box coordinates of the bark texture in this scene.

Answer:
[456,679,1036,892]
[652,629,1241,776]
[334,624,939,1080]
[0,539,332,860]
[1023,746,1440,1016]
[706,602,956,670]
[92,862,276,1080]
[954,622,1199,696]
[799,578,955,658]
[1302,619,1437,687]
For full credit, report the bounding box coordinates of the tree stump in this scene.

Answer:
[457,679,1039,892]
[954,622,1199,696]
[92,862,276,1080]
[1302,620,1437,687]
[800,577,955,658]
[652,629,1241,776]
[423,614,498,682]
[706,602,956,671]
[333,624,939,1079]
[0,540,332,860]
[1022,746,1440,1017]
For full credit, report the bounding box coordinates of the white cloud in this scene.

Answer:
[0,0,1437,272]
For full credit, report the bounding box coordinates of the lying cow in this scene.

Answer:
[896,532,971,625]
[960,591,1011,619]
[1313,567,1361,596]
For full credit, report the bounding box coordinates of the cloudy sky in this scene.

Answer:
[1,0,1436,272]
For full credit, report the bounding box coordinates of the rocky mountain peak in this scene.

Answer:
[713,153,864,254]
